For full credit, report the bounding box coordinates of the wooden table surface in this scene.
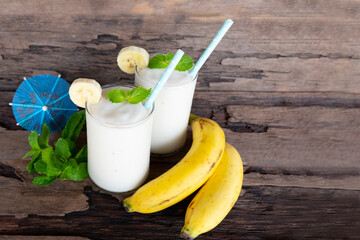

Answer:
[1,1,359,239]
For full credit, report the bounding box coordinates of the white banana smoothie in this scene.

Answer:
[135,67,197,154]
[86,85,154,193]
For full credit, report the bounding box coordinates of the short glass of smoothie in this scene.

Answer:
[85,85,154,193]
[135,66,197,155]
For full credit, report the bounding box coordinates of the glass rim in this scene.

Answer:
[85,84,155,128]
[135,65,198,89]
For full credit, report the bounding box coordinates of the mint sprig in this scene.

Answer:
[106,87,151,104]
[23,110,88,186]
[148,52,193,71]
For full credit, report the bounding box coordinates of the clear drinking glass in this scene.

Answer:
[85,85,154,193]
[135,66,197,155]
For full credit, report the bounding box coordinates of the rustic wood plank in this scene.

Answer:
[244,173,360,191]
[0,185,358,239]
[216,57,360,92]
[0,161,90,218]
[224,106,360,174]
[0,237,88,240]
[0,0,360,92]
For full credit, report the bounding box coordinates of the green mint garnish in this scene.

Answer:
[106,87,151,104]
[55,138,72,161]
[148,52,193,71]
[60,160,88,181]
[23,110,88,186]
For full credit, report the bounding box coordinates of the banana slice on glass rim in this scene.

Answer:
[117,46,149,74]
[69,78,102,108]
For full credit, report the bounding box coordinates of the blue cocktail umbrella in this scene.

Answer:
[10,75,78,133]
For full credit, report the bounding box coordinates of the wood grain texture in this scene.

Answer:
[0,237,88,240]
[1,0,360,239]
[0,184,358,240]
[0,128,359,239]
[0,0,360,92]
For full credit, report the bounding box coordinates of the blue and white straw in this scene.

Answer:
[190,19,234,77]
[144,49,185,108]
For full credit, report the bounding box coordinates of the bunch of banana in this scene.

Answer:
[123,114,225,213]
[181,142,243,239]
[123,113,244,239]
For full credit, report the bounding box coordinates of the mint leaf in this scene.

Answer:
[27,151,42,173]
[148,54,169,69]
[75,145,87,163]
[53,154,66,170]
[62,110,85,141]
[73,162,88,181]
[175,54,194,71]
[70,111,85,142]
[61,161,88,181]
[60,166,71,180]
[127,87,151,104]
[41,147,62,176]
[25,111,88,186]
[28,131,40,149]
[55,138,71,160]
[165,53,174,61]
[34,160,47,174]
[66,139,77,157]
[106,89,126,103]
[148,53,193,71]
[33,175,57,186]
[23,149,40,159]
[68,158,78,168]
[59,159,77,181]
[125,90,131,98]
[42,147,53,164]
[38,124,50,148]
[106,87,151,104]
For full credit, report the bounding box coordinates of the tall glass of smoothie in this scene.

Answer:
[135,67,197,155]
[85,85,154,193]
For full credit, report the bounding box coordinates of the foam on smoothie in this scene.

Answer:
[88,87,150,126]
[139,68,193,87]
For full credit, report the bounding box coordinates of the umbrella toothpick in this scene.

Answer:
[11,74,77,133]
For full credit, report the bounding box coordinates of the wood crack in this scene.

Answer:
[227,121,269,133]
[221,52,360,60]
[1,185,358,239]
[211,106,269,133]
[244,166,360,178]
[0,162,24,182]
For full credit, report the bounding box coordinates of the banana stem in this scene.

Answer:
[180,232,195,240]
[189,113,198,124]
[180,226,198,240]
[123,200,134,213]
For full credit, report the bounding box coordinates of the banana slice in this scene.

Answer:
[69,78,102,108]
[117,46,149,74]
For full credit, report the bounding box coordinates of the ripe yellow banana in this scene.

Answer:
[69,78,102,108]
[123,115,225,213]
[117,46,149,74]
[181,143,244,239]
